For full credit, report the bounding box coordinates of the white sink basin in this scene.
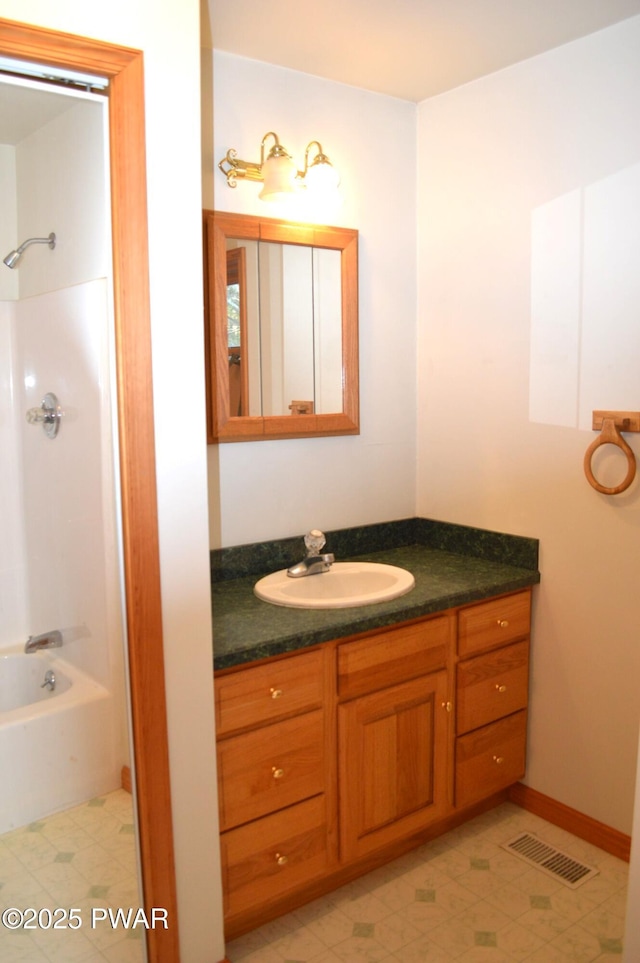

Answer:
[254,562,415,609]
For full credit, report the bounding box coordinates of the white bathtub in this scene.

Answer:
[0,647,121,834]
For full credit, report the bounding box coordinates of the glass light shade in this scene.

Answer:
[259,153,297,200]
[305,158,340,195]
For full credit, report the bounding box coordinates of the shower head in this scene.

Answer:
[3,250,21,269]
[3,232,56,269]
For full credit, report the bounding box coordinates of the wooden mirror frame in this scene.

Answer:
[204,210,359,442]
[0,18,179,963]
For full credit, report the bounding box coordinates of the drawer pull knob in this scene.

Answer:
[495,684,507,693]
[441,701,452,713]
[270,687,283,699]
[493,755,504,765]
[272,767,284,779]
[497,619,509,628]
[275,853,288,866]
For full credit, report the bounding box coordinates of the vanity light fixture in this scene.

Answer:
[218,131,339,201]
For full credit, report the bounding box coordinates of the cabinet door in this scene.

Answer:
[338,670,450,862]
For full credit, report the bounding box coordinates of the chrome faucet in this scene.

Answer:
[287,530,335,578]
[25,630,63,653]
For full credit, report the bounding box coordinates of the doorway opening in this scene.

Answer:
[0,18,179,963]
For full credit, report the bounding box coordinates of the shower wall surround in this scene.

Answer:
[0,80,128,781]
[0,300,25,640]
[9,282,125,691]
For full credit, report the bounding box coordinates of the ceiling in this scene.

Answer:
[207,0,640,102]
[2,1,640,143]
[0,81,81,144]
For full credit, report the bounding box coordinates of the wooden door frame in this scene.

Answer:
[0,18,179,963]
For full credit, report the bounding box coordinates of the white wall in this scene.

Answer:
[0,4,223,962]
[15,99,109,299]
[208,51,418,548]
[0,143,17,299]
[416,18,640,836]
[625,736,640,959]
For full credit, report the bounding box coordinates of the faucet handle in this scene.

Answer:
[304,529,326,555]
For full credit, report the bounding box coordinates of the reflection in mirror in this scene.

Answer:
[204,211,359,442]
[226,238,342,418]
[226,247,248,416]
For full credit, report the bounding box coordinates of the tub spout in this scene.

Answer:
[25,630,62,653]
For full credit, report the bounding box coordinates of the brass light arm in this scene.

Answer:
[299,140,331,178]
[218,131,291,188]
[218,149,262,187]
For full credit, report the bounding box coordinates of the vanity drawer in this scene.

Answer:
[221,795,331,920]
[338,615,452,700]
[215,649,324,735]
[458,591,530,658]
[217,710,325,831]
[456,640,529,735]
[455,710,527,809]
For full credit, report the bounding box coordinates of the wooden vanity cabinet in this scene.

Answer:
[214,587,532,937]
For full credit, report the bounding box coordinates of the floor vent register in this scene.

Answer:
[501,832,599,889]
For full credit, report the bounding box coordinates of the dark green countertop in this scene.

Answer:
[211,519,540,671]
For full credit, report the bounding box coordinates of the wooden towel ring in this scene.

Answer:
[584,416,636,495]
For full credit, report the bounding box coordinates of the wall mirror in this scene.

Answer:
[204,210,359,442]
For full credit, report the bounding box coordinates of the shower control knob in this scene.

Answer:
[26,407,49,423]
[25,392,62,439]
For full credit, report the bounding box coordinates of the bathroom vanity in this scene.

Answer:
[211,519,539,938]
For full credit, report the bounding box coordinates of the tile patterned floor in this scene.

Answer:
[0,790,145,963]
[226,803,629,963]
